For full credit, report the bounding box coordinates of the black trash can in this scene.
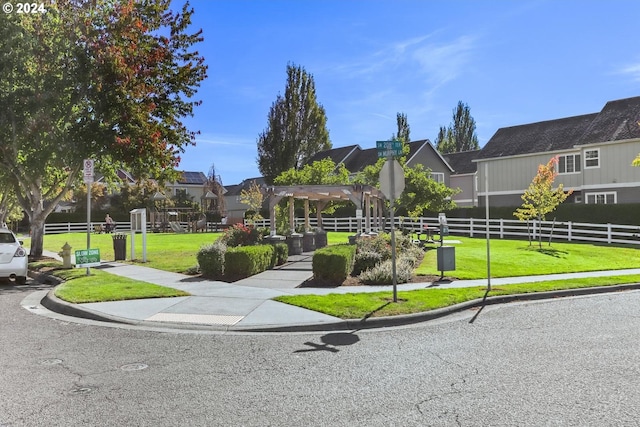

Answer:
[112,234,127,261]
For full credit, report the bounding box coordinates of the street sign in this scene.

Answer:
[376,140,403,158]
[75,248,101,268]
[83,159,94,184]
[379,159,405,200]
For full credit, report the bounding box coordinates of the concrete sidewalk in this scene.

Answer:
[33,250,640,332]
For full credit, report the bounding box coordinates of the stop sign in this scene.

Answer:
[379,159,405,200]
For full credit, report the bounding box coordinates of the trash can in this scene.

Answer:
[302,232,315,252]
[112,233,127,261]
[287,233,303,255]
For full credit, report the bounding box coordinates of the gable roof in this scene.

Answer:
[306,144,360,166]
[224,177,266,196]
[478,95,640,160]
[307,140,444,174]
[577,96,640,145]
[443,150,481,174]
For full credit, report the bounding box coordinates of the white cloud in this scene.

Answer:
[617,63,640,82]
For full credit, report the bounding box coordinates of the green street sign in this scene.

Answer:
[75,248,101,268]
[376,140,403,158]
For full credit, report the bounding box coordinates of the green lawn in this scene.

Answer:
[416,237,640,279]
[275,274,640,318]
[30,261,190,303]
[30,231,640,317]
[30,231,352,273]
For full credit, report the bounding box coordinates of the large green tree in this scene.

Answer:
[0,1,207,256]
[394,112,410,144]
[257,63,331,184]
[435,101,479,154]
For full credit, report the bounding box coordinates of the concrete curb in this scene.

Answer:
[36,279,640,333]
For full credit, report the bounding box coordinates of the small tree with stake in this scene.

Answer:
[514,157,572,248]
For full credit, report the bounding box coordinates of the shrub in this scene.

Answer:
[225,245,274,280]
[353,250,383,276]
[358,257,414,286]
[271,242,288,266]
[197,240,226,279]
[312,244,356,285]
[220,223,262,247]
[355,234,391,261]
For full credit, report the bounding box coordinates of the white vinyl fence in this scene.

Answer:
[43,217,640,246]
[250,217,640,246]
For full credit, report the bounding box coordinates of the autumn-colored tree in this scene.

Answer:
[0,1,207,256]
[514,157,572,248]
[239,180,264,224]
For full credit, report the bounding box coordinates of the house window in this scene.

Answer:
[430,172,445,183]
[558,153,581,174]
[585,192,616,204]
[584,149,600,168]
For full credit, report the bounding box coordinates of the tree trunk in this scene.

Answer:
[29,216,46,258]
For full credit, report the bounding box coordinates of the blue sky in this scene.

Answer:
[179,0,640,185]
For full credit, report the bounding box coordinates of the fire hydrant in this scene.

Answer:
[60,242,72,269]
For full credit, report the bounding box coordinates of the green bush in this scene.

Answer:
[220,223,262,247]
[197,240,226,279]
[272,242,288,266]
[358,257,414,285]
[353,250,382,276]
[225,245,274,280]
[355,234,391,261]
[312,244,356,285]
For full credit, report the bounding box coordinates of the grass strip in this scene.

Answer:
[32,261,190,304]
[274,275,640,319]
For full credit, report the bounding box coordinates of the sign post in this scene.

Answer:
[377,140,405,302]
[83,159,94,275]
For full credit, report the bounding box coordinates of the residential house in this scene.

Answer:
[307,139,454,185]
[224,177,267,224]
[475,96,640,207]
[165,171,209,202]
[443,150,481,207]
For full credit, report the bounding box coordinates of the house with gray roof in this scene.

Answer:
[475,96,640,207]
[308,139,454,185]
[444,150,481,207]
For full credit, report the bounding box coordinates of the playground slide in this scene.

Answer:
[169,221,187,233]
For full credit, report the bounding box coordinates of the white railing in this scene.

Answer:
[44,217,640,246]
[249,217,640,246]
[43,221,228,234]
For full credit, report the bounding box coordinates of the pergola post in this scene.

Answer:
[364,192,371,233]
[289,196,295,234]
[304,198,310,232]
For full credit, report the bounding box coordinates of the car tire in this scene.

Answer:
[15,276,27,285]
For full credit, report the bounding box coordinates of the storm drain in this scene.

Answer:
[145,312,244,326]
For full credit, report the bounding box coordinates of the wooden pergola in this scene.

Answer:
[265,184,388,236]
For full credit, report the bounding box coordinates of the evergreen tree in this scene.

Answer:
[257,63,331,184]
[395,112,411,143]
[435,101,479,153]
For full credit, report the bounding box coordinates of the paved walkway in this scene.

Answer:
[33,250,640,332]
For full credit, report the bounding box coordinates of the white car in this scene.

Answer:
[0,228,28,284]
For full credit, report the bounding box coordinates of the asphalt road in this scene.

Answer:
[2,279,640,426]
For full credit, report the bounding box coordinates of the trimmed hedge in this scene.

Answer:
[225,245,275,280]
[271,242,288,266]
[312,244,356,285]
